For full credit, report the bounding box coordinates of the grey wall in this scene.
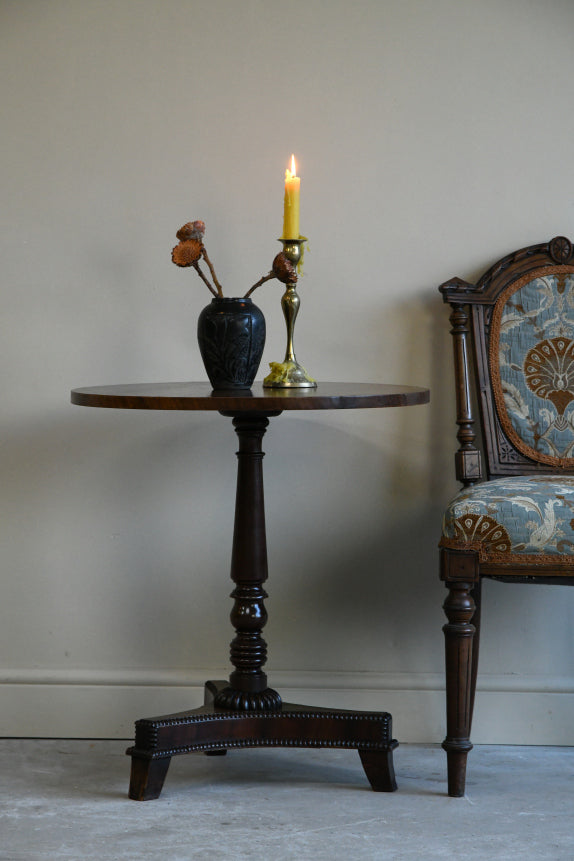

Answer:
[2,0,574,742]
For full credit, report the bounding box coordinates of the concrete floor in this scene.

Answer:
[0,741,572,860]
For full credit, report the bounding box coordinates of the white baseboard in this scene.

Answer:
[1,669,573,744]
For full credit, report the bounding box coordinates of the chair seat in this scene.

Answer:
[441,475,574,563]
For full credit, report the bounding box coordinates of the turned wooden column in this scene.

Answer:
[448,303,482,487]
[214,412,282,711]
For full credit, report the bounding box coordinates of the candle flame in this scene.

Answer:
[290,153,297,177]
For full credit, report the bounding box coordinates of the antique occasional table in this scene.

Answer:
[71,381,429,800]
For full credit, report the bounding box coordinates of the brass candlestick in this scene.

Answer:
[263,238,317,388]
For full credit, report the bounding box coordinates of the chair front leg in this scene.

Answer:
[442,579,476,797]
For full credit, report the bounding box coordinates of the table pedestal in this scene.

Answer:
[127,679,397,800]
[126,412,398,799]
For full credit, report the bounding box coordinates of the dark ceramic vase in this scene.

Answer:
[197,297,266,390]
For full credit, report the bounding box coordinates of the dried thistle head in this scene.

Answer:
[272,252,297,284]
[171,238,202,267]
[176,221,205,242]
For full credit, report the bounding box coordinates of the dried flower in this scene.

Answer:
[272,252,297,284]
[171,219,299,299]
[176,221,205,242]
[171,239,202,267]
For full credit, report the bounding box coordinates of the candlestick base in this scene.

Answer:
[263,360,316,388]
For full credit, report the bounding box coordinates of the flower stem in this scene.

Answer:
[193,261,219,297]
[201,247,224,297]
[244,271,276,298]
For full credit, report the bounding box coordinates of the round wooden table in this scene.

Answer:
[71,381,430,800]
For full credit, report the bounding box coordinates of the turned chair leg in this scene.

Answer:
[442,580,476,797]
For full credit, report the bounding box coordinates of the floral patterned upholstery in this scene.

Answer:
[491,269,574,466]
[441,268,574,563]
[441,476,574,563]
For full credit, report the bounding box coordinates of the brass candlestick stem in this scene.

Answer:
[263,238,317,388]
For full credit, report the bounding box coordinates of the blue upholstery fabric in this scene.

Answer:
[441,476,574,558]
[497,273,574,460]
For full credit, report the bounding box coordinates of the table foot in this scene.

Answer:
[128,754,172,801]
[358,748,398,792]
[126,681,398,800]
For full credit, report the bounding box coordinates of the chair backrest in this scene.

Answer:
[440,237,574,483]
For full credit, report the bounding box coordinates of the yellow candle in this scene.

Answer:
[282,154,300,239]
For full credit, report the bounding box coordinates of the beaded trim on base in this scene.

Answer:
[129,707,395,760]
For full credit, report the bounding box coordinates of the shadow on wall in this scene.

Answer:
[257,287,466,676]
[0,400,446,676]
[0,410,237,668]
[378,290,457,504]
[262,412,445,675]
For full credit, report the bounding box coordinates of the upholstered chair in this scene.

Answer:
[439,236,574,796]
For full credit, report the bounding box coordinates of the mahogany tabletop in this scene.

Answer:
[71,381,430,412]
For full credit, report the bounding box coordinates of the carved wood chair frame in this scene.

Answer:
[439,235,574,797]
